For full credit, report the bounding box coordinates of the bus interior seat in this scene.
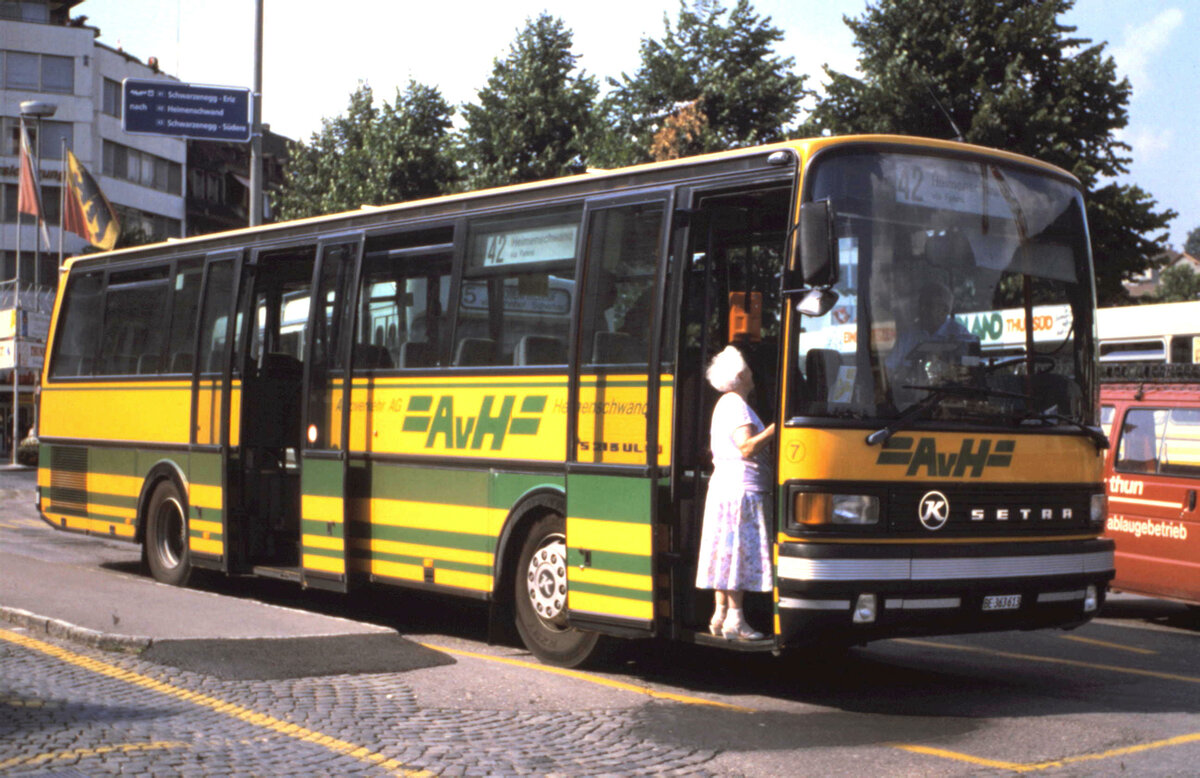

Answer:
[111,355,136,375]
[170,352,193,373]
[454,337,495,366]
[243,352,302,453]
[592,331,642,364]
[136,354,160,374]
[260,351,302,379]
[398,341,434,368]
[805,348,841,401]
[354,344,393,370]
[206,348,225,373]
[515,335,566,366]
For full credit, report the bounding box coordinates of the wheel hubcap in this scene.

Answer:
[526,534,568,627]
[155,497,186,569]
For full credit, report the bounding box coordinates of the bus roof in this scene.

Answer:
[61,134,1080,274]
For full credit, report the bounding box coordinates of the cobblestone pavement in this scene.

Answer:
[0,626,716,776]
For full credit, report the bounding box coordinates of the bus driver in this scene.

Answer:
[887,280,978,377]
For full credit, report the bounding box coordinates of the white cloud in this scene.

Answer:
[1111,8,1184,96]
[1115,126,1175,161]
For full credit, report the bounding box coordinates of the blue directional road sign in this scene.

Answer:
[122,79,252,142]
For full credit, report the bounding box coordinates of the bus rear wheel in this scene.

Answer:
[145,480,192,587]
[514,513,599,667]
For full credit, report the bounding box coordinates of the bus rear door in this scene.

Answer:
[299,234,364,591]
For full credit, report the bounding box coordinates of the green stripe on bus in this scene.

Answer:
[568,580,654,602]
[301,518,345,538]
[89,446,136,476]
[370,465,490,507]
[350,547,489,577]
[356,524,488,553]
[301,458,343,498]
[566,549,651,575]
[300,545,344,560]
[567,474,652,523]
[87,493,139,510]
[489,471,565,511]
[189,452,222,486]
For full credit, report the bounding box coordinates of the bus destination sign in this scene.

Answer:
[122,78,252,142]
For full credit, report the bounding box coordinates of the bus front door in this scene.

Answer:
[566,192,673,637]
[299,235,364,591]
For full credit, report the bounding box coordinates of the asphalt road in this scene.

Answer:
[1,466,1199,776]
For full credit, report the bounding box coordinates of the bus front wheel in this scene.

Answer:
[144,480,192,587]
[514,513,599,667]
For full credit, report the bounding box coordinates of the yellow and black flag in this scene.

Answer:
[64,150,119,251]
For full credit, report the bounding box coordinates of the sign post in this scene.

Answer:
[122,79,252,142]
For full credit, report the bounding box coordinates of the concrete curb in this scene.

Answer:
[0,604,151,653]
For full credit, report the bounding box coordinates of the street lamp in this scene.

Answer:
[14,100,56,466]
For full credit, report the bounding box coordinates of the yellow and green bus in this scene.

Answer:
[38,135,1114,666]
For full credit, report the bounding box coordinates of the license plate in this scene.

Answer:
[982,594,1021,611]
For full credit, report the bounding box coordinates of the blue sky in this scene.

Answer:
[76,0,1198,249]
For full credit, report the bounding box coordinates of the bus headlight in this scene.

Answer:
[794,492,880,527]
[1090,493,1107,528]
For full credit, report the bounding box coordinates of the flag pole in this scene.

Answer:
[12,119,23,466]
[58,139,66,271]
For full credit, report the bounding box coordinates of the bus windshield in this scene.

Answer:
[794,148,1096,428]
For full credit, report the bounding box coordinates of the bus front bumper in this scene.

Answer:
[775,537,1115,647]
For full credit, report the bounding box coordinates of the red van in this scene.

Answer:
[1101,370,1200,607]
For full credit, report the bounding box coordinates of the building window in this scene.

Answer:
[0,2,51,23]
[102,77,121,118]
[5,117,72,158]
[40,54,72,93]
[2,51,73,93]
[0,183,56,223]
[102,140,182,195]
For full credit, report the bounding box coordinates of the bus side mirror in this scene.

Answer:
[785,200,838,289]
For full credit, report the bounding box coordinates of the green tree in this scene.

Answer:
[808,0,1175,305]
[599,0,809,166]
[1185,226,1200,258]
[459,13,599,189]
[1150,263,1200,303]
[276,81,458,220]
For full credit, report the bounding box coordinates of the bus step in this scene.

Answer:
[691,630,776,652]
[251,564,303,583]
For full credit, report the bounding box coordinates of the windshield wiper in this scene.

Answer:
[865,384,1024,446]
[1017,410,1109,450]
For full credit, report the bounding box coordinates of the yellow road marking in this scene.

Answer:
[896,638,1200,684]
[0,741,185,772]
[1060,634,1157,655]
[0,628,430,777]
[896,731,1200,773]
[419,643,756,713]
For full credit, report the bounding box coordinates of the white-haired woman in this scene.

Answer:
[695,345,776,640]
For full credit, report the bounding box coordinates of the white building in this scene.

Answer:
[1,0,185,288]
[1,0,186,449]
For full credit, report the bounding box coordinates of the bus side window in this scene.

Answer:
[97,267,170,377]
[456,207,580,367]
[357,234,453,370]
[166,258,204,374]
[48,270,104,379]
[579,202,664,366]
